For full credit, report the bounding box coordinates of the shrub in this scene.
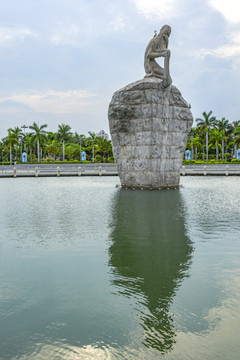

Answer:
[95,155,101,162]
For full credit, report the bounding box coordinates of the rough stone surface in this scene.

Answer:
[108,77,193,189]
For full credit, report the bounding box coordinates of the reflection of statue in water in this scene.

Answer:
[144,24,172,88]
[108,189,193,354]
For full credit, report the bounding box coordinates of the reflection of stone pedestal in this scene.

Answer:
[108,77,193,189]
[108,189,193,353]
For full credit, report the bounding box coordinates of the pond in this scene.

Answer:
[0,176,240,359]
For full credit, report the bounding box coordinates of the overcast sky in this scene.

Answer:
[1,0,240,137]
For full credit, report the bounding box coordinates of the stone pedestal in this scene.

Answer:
[108,77,193,189]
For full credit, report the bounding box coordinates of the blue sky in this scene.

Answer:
[0,0,240,137]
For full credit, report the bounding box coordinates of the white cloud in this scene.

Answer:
[198,31,240,58]
[0,90,97,114]
[131,0,179,20]
[111,15,126,32]
[50,14,127,46]
[203,44,240,58]
[208,0,240,24]
[0,26,37,46]
[50,24,85,46]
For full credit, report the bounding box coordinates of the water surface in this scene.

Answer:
[0,176,240,359]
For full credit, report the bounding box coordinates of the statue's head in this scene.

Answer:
[159,25,171,37]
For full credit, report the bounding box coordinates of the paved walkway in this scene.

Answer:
[0,163,240,178]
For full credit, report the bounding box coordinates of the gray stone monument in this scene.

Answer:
[108,25,193,189]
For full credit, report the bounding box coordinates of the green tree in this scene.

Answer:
[192,136,201,160]
[186,128,197,159]
[65,143,80,160]
[87,132,97,163]
[96,136,107,162]
[216,117,231,160]
[196,111,216,162]
[45,139,61,161]
[103,140,112,162]
[24,134,36,162]
[196,125,206,161]
[233,126,240,155]
[4,131,15,165]
[4,128,23,164]
[230,121,240,157]
[210,129,223,162]
[29,122,48,162]
[189,135,195,160]
[9,127,24,163]
[57,124,72,161]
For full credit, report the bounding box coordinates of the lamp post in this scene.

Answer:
[21,124,28,152]
[20,139,23,160]
[21,124,28,134]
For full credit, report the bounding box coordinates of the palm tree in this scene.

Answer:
[87,132,97,163]
[8,127,24,163]
[210,129,223,162]
[216,117,231,160]
[46,140,61,161]
[103,140,112,162]
[4,128,22,164]
[196,125,206,161]
[9,127,23,142]
[196,111,216,162]
[24,134,35,162]
[95,137,113,163]
[4,131,15,165]
[219,132,228,160]
[57,124,72,161]
[231,121,240,157]
[233,126,240,155]
[29,122,48,162]
[192,136,201,160]
[96,136,107,162]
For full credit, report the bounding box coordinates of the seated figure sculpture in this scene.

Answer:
[144,24,172,88]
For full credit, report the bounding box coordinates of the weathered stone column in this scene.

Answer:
[108,78,193,189]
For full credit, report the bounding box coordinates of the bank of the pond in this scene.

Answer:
[1,163,240,177]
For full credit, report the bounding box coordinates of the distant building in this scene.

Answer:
[97,130,109,140]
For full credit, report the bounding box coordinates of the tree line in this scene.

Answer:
[187,111,240,162]
[0,123,113,164]
[1,112,240,164]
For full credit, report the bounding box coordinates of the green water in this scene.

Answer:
[0,176,240,359]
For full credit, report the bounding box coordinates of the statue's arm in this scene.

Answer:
[147,49,171,59]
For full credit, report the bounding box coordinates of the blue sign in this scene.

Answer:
[22,152,27,163]
[236,149,240,160]
[185,150,191,160]
[81,151,86,161]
